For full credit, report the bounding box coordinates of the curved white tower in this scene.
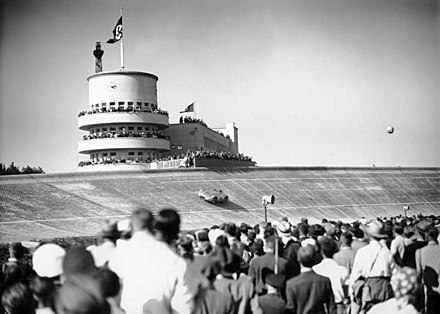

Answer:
[78,71,170,170]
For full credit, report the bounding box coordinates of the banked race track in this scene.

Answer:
[0,167,439,242]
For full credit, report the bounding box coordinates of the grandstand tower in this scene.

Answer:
[77,71,171,171]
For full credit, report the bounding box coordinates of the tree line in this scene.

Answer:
[0,162,44,175]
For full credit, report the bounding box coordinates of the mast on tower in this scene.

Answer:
[93,42,104,73]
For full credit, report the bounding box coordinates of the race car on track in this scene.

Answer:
[198,189,229,204]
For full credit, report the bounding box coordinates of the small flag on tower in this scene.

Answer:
[107,16,123,44]
[180,102,195,113]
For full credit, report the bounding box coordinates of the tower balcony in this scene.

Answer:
[78,111,169,130]
[78,137,170,154]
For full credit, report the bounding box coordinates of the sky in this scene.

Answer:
[0,0,439,173]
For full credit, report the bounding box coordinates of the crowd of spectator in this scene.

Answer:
[82,131,170,141]
[78,106,169,117]
[1,209,440,314]
[78,150,253,168]
[179,116,208,128]
[179,116,231,138]
[78,155,182,167]
[190,149,253,162]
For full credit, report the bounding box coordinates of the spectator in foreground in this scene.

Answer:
[31,243,65,286]
[1,282,36,314]
[368,267,419,314]
[258,268,286,314]
[402,221,430,269]
[213,247,258,314]
[109,208,193,314]
[87,221,121,268]
[350,221,396,313]
[54,274,109,314]
[390,223,406,266]
[416,225,440,313]
[333,232,355,276]
[94,268,126,314]
[285,245,336,314]
[313,237,348,312]
[29,275,56,314]
[192,256,235,314]
[249,236,294,296]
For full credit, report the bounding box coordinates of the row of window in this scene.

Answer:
[90,102,157,111]
[90,151,160,159]
[89,125,158,134]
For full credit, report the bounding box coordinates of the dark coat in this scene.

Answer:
[258,293,286,314]
[249,253,295,294]
[192,286,236,314]
[285,270,336,314]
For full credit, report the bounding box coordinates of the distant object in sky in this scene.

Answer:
[387,126,395,134]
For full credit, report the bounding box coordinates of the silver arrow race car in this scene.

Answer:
[198,189,229,204]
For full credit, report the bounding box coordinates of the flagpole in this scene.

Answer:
[120,7,124,71]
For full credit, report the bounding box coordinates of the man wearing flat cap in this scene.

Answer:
[349,221,396,313]
[402,220,430,269]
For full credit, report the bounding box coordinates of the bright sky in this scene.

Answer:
[1,0,439,173]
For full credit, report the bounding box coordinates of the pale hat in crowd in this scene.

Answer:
[277,221,292,237]
[32,243,66,278]
[323,223,336,236]
[366,221,387,239]
[208,229,225,246]
[117,219,131,233]
[301,238,318,249]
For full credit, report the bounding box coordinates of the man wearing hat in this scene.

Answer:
[258,268,286,314]
[349,221,396,313]
[402,220,430,269]
[277,221,300,277]
[32,243,66,284]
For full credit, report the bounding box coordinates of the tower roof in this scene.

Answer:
[87,71,158,82]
